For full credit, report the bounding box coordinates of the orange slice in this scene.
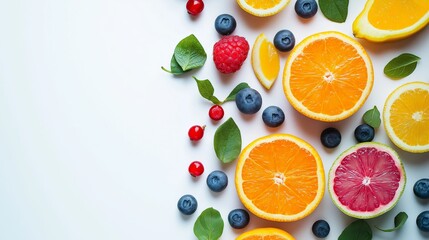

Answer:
[235,134,325,222]
[236,0,291,17]
[236,227,295,240]
[251,33,280,90]
[383,81,429,153]
[353,0,429,42]
[282,31,374,122]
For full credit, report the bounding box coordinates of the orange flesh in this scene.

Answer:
[390,89,429,146]
[289,37,368,116]
[368,0,429,30]
[260,39,280,80]
[241,236,287,240]
[244,0,283,9]
[241,140,319,215]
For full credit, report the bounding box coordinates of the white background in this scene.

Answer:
[0,0,428,239]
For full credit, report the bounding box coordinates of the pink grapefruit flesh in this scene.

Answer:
[328,142,406,219]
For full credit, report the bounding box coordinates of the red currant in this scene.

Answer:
[188,161,204,177]
[209,105,224,121]
[186,0,204,16]
[188,125,205,141]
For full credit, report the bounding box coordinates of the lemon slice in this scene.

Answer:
[353,0,429,42]
[237,0,291,17]
[251,33,280,90]
[383,81,429,153]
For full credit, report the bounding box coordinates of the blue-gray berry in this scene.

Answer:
[214,14,236,35]
[206,170,228,192]
[414,178,429,199]
[262,106,285,127]
[228,209,250,229]
[177,194,198,215]
[417,211,429,232]
[235,88,262,114]
[312,219,330,238]
[295,0,318,19]
[273,30,295,52]
[354,124,375,142]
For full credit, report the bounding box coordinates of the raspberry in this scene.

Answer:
[213,35,249,74]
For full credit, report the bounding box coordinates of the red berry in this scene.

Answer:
[213,35,249,74]
[186,0,204,16]
[188,125,205,141]
[209,105,224,121]
[188,161,204,177]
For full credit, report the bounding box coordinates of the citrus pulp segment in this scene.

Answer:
[328,142,406,219]
[383,81,429,153]
[236,227,295,240]
[251,33,280,90]
[353,0,429,42]
[282,31,374,122]
[235,134,325,222]
[236,0,291,17]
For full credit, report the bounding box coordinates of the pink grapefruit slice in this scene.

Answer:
[328,142,406,219]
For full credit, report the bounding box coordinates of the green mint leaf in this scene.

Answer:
[193,77,221,104]
[375,212,408,232]
[319,0,349,23]
[384,53,420,79]
[363,106,381,128]
[339,219,372,240]
[193,207,224,240]
[174,34,207,71]
[214,118,242,163]
[223,82,250,102]
[161,55,188,75]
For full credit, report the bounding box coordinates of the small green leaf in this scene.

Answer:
[174,34,207,71]
[319,0,349,23]
[384,53,420,79]
[363,106,381,128]
[223,82,250,102]
[339,219,372,240]
[214,118,241,163]
[193,77,221,104]
[376,212,408,232]
[193,207,224,240]
[161,55,188,75]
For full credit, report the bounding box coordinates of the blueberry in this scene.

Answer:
[262,106,285,127]
[414,178,429,199]
[354,124,375,142]
[320,127,341,148]
[177,194,198,215]
[312,219,330,238]
[416,211,429,232]
[295,0,318,19]
[235,88,262,114]
[228,209,250,229]
[206,170,228,192]
[273,29,295,52]
[214,14,237,35]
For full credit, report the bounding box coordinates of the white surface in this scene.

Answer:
[0,0,429,239]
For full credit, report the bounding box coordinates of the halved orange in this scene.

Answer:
[383,81,429,153]
[251,33,280,90]
[353,0,429,42]
[283,31,374,122]
[236,227,295,240]
[235,134,325,222]
[236,0,291,17]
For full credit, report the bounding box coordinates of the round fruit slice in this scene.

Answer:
[236,227,295,240]
[235,134,325,222]
[328,142,406,219]
[353,0,429,42]
[383,81,429,153]
[251,33,280,90]
[236,0,290,17]
[282,31,374,122]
